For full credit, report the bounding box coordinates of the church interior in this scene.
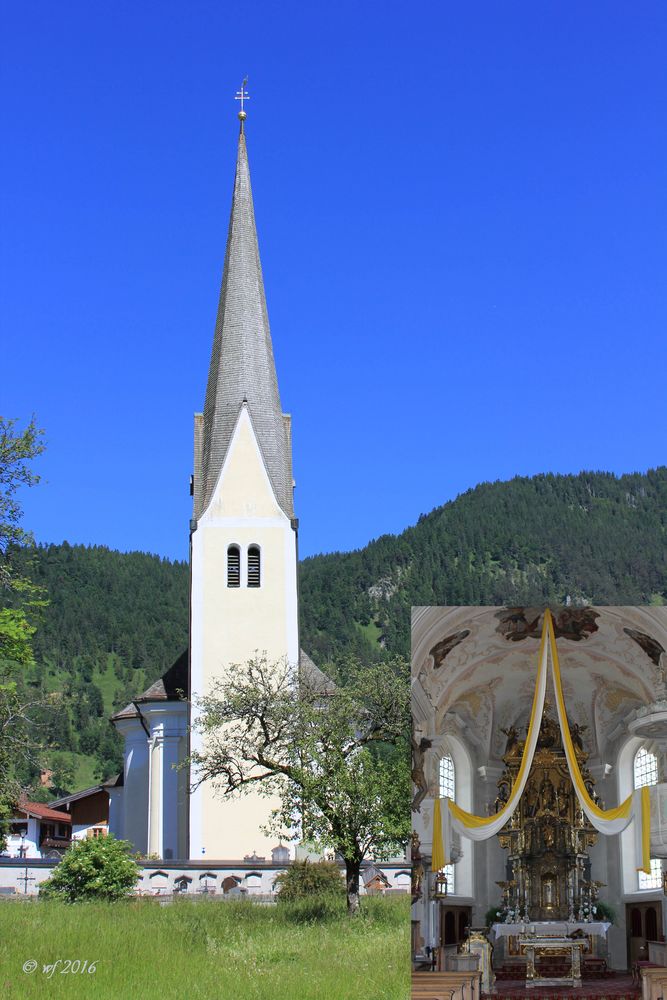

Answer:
[411,605,667,996]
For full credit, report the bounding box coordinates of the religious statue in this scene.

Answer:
[543,820,556,850]
[525,781,539,818]
[570,721,587,751]
[557,779,570,817]
[539,775,556,812]
[495,781,510,813]
[411,735,432,812]
[501,725,520,757]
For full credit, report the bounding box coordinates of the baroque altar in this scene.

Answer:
[495,707,604,922]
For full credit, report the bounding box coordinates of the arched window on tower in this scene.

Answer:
[227,545,240,588]
[634,746,662,890]
[439,753,456,895]
[247,545,261,588]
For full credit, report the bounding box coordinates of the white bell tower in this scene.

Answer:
[188,104,299,860]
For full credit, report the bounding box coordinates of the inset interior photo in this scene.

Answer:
[411,605,667,987]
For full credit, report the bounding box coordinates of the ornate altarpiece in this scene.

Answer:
[495,707,602,922]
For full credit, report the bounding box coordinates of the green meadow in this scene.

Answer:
[0,896,410,1000]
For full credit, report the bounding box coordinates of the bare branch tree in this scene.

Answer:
[187,654,410,915]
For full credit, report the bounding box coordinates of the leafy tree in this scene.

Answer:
[0,416,46,847]
[0,416,45,665]
[40,834,140,902]
[188,655,410,916]
[274,859,345,902]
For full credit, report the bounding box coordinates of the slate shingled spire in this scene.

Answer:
[196,128,293,520]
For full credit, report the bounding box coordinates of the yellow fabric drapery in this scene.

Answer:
[431,609,652,873]
[431,796,445,872]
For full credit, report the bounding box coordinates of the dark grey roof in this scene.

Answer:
[110,650,188,722]
[135,649,188,703]
[197,129,293,520]
[299,650,337,696]
[48,784,106,809]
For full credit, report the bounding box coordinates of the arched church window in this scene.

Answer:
[439,753,456,894]
[247,546,261,588]
[227,545,240,587]
[439,754,455,800]
[634,747,661,890]
[634,747,658,789]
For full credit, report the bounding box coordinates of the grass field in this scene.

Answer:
[0,895,410,1000]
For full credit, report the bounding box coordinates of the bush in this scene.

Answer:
[274,860,345,903]
[40,834,140,903]
[485,905,504,927]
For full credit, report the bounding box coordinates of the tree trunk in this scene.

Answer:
[345,858,361,916]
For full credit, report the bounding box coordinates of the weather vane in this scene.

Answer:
[235,78,250,130]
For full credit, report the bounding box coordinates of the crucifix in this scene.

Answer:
[19,867,35,894]
[235,78,250,129]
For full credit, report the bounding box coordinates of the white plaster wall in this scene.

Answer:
[142,702,187,860]
[72,823,109,841]
[3,818,40,859]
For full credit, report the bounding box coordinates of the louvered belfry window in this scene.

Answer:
[227,545,240,587]
[247,545,261,588]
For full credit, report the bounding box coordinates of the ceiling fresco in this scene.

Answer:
[413,606,667,762]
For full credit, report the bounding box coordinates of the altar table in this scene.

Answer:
[519,936,585,988]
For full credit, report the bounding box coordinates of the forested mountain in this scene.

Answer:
[7,467,667,793]
[299,467,667,662]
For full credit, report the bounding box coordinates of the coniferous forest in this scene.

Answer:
[7,466,667,794]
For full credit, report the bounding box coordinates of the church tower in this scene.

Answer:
[188,107,299,860]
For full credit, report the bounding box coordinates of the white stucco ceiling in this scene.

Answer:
[412,606,667,762]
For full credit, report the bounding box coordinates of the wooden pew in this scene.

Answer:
[412,971,479,1000]
[640,967,667,1000]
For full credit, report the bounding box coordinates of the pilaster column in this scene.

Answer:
[147,735,162,858]
[115,718,149,855]
[161,735,182,860]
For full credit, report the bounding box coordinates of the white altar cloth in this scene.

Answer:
[491,921,610,939]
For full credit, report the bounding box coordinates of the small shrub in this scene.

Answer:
[40,834,140,903]
[594,900,615,924]
[274,860,345,903]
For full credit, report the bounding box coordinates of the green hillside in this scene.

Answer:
[6,466,667,794]
[7,543,189,794]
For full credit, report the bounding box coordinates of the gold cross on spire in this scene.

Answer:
[235,78,250,131]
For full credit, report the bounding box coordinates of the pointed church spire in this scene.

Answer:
[197,115,294,520]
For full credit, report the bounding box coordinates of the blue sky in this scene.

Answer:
[2,2,666,562]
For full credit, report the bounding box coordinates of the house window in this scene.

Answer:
[439,753,456,895]
[86,827,106,839]
[227,545,240,587]
[634,746,660,890]
[247,546,261,588]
